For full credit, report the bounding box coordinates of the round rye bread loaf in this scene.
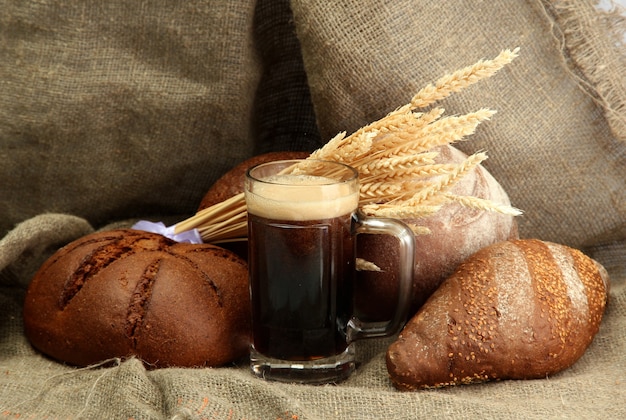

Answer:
[356,145,518,320]
[23,229,251,368]
[386,239,610,390]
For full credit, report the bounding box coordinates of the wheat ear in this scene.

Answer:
[393,47,520,113]
[172,48,521,244]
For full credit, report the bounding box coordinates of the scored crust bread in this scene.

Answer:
[23,229,251,368]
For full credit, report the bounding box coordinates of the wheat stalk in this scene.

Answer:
[443,193,523,216]
[392,47,520,113]
[356,152,439,177]
[173,48,521,244]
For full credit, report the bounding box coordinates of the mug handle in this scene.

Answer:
[347,212,415,342]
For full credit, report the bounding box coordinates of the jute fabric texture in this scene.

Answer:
[1,0,624,418]
[0,214,624,419]
[291,0,625,250]
[0,0,260,237]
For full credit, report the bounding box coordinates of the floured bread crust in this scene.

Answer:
[356,145,519,320]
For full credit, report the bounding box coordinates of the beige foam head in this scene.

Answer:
[245,173,359,221]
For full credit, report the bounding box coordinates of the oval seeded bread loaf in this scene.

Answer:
[23,229,250,368]
[386,239,610,390]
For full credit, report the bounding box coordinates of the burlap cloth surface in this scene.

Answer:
[0,214,624,419]
[1,0,625,418]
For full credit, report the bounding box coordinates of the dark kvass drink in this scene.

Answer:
[245,159,415,384]
[248,212,355,361]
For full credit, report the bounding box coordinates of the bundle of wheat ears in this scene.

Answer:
[174,48,522,244]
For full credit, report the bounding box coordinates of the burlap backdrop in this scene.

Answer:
[291,0,625,252]
[1,0,625,418]
[0,0,281,238]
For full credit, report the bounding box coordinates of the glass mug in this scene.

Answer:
[244,159,415,384]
